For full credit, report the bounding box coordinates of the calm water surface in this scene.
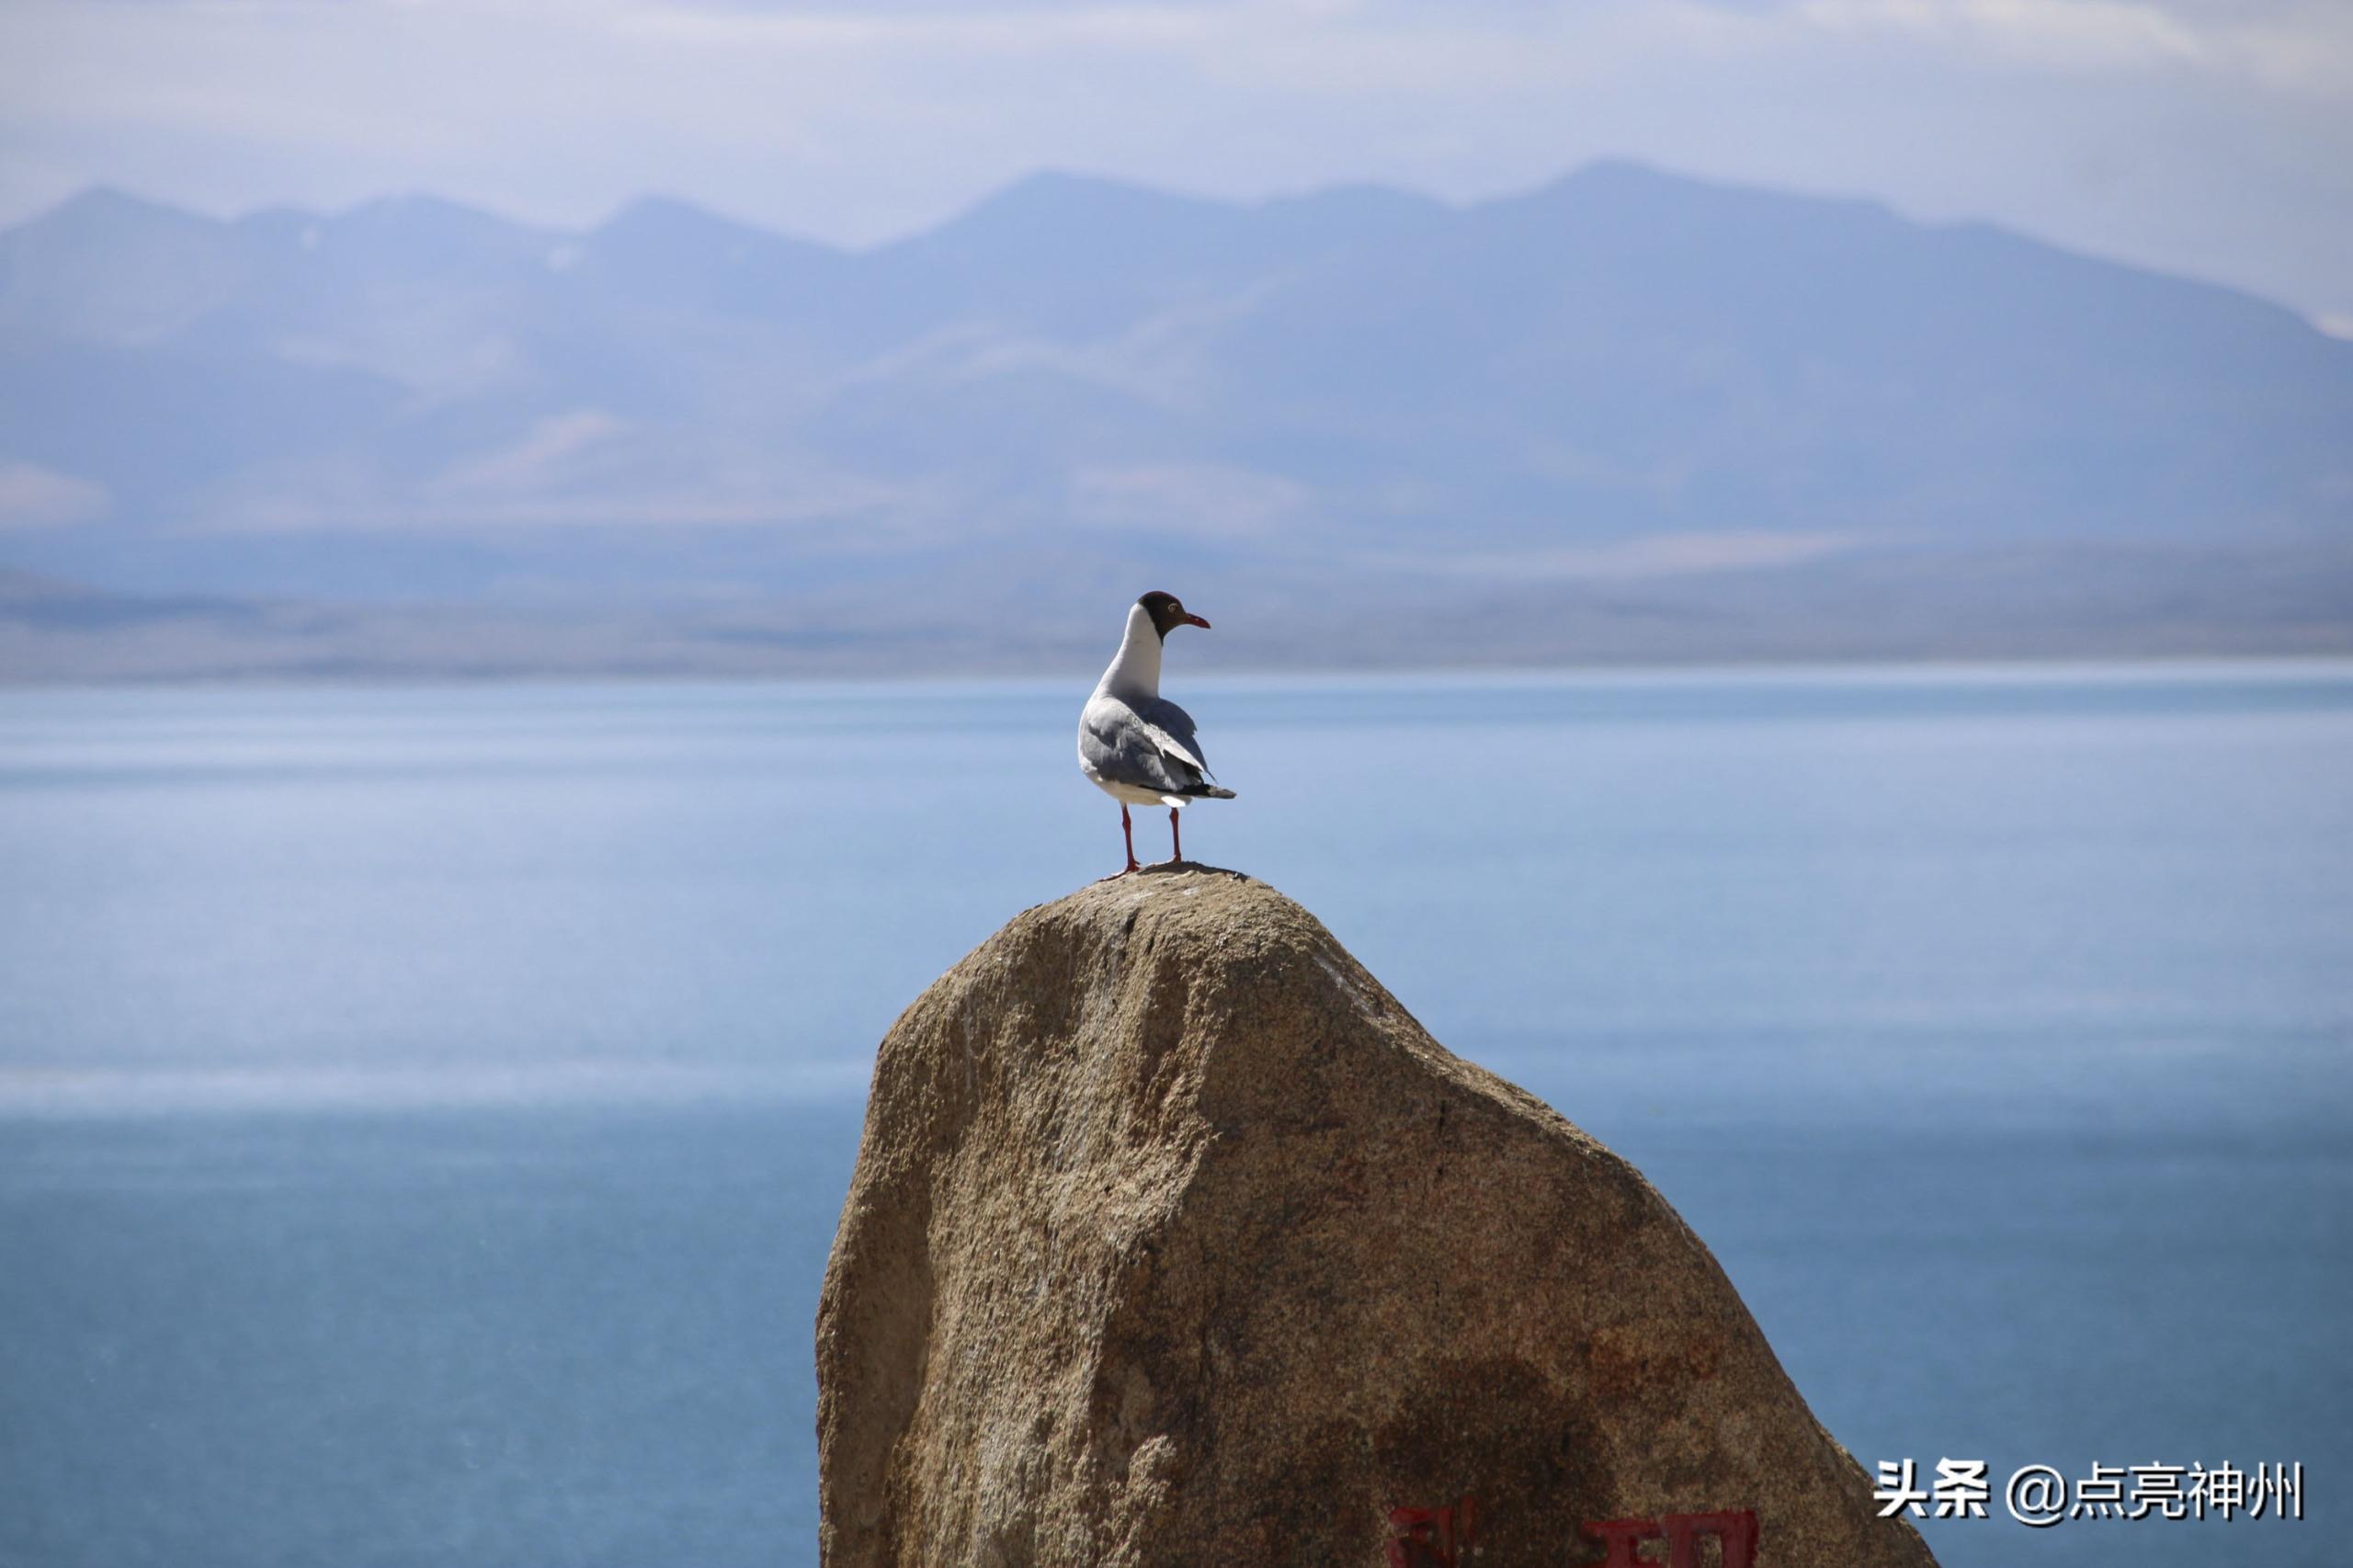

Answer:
[2,666,2348,1567]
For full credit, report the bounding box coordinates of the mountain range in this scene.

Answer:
[2,162,2348,678]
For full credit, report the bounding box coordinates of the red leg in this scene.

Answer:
[1168,807,1183,864]
[1119,803,1140,874]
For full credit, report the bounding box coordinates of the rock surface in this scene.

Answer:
[816,869,1937,1567]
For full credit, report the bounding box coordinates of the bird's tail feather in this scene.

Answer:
[1188,784,1237,800]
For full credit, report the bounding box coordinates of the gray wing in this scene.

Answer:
[1080,693,1220,796]
[1133,694,1215,780]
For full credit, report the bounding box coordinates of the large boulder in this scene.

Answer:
[816,869,1936,1567]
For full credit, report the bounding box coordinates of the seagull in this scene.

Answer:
[1078,591,1235,875]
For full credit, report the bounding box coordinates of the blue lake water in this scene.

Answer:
[1,665,2347,1567]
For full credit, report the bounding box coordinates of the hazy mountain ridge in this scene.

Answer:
[1,163,2348,676]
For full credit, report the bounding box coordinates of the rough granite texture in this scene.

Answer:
[816,869,1938,1567]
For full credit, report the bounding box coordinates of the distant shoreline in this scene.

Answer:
[8,647,2353,693]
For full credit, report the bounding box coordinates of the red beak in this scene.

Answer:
[1182,612,1211,630]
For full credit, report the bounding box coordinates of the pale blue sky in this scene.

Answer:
[1,0,2347,326]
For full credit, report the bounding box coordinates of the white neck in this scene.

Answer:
[1095,603,1162,699]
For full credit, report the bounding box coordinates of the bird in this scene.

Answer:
[1077,591,1235,875]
